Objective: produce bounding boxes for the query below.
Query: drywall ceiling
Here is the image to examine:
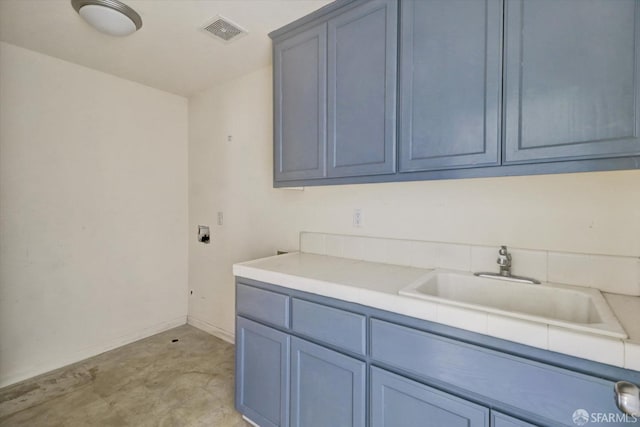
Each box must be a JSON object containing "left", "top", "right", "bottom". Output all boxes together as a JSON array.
[{"left": 0, "top": 0, "right": 331, "bottom": 97}]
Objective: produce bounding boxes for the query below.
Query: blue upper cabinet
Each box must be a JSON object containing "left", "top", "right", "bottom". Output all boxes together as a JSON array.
[
  {"left": 327, "top": 0, "right": 397, "bottom": 177},
  {"left": 503, "top": 0, "right": 640, "bottom": 164},
  {"left": 272, "top": 0, "right": 397, "bottom": 185},
  {"left": 274, "top": 23, "right": 327, "bottom": 181},
  {"left": 399, "top": 0, "right": 503, "bottom": 172},
  {"left": 271, "top": 0, "right": 640, "bottom": 186}
]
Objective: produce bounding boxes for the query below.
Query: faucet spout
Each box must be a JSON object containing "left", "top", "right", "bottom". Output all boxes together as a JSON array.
[
  {"left": 473, "top": 245, "right": 541, "bottom": 284},
  {"left": 497, "top": 245, "right": 512, "bottom": 276}
]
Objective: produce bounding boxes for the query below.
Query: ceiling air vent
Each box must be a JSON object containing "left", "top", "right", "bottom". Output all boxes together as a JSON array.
[{"left": 201, "top": 16, "right": 248, "bottom": 43}]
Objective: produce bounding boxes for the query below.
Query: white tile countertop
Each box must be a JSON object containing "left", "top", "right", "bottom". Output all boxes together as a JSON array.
[{"left": 233, "top": 251, "right": 640, "bottom": 371}]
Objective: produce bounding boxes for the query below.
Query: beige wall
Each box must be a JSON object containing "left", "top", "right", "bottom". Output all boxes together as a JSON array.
[
  {"left": 0, "top": 42, "right": 189, "bottom": 386},
  {"left": 188, "top": 65, "right": 640, "bottom": 338}
]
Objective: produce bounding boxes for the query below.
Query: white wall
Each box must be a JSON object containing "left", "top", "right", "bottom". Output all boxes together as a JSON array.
[
  {"left": 188, "top": 67, "right": 296, "bottom": 340},
  {"left": 188, "top": 65, "right": 640, "bottom": 338},
  {"left": 0, "top": 42, "right": 189, "bottom": 387}
]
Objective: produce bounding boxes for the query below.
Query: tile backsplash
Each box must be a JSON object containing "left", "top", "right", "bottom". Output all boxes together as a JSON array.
[{"left": 300, "top": 232, "right": 640, "bottom": 296}]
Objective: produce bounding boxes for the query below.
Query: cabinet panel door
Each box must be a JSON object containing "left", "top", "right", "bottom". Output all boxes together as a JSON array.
[
  {"left": 504, "top": 0, "right": 640, "bottom": 163},
  {"left": 274, "top": 24, "right": 327, "bottom": 181},
  {"left": 491, "top": 411, "right": 539, "bottom": 427},
  {"left": 370, "top": 319, "right": 624, "bottom": 426},
  {"left": 327, "top": 0, "right": 397, "bottom": 177},
  {"left": 290, "top": 337, "right": 365, "bottom": 427},
  {"left": 371, "top": 367, "right": 489, "bottom": 427},
  {"left": 399, "top": 0, "right": 503, "bottom": 172},
  {"left": 236, "top": 317, "right": 290, "bottom": 427}
]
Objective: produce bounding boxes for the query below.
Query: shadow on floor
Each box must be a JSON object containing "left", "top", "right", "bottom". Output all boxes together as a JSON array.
[{"left": 0, "top": 325, "right": 249, "bottom": 427}]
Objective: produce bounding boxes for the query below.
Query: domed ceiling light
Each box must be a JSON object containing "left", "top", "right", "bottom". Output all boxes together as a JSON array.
[{"left": 71, "top": 0, "right": 142, "bottom": 37}]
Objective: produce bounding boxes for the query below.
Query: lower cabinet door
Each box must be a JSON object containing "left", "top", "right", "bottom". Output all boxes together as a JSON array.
[
  {"left": 290, "top": 337, "right": 366, "bottom": 427},
  {"left": 371, "top": 367, "right": 489, "bottom": 427},
  {"left": 236, "top": 317, "right": 290, "bottom": 427},
  {"left": 491, "top": 411, "right": 539, "bottom": 427}
]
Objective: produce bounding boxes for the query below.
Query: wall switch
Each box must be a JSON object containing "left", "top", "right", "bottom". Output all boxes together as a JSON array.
[
  {"left": 227, "top": 135, "right": 233, "bottom": 142},
  {"left": 197, "top": 225, "right": 210, "bottom": 244},
  {"left": 353, "top": 208, "right": 363, "bottom": 227},
  {"left": 217, "top": 212, "right": 224, "bottom": 226}
]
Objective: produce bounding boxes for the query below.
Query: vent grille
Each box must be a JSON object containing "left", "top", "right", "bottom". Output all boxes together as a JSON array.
[{"left": 202, "top": 16, "right": 247, "bottom": 43}]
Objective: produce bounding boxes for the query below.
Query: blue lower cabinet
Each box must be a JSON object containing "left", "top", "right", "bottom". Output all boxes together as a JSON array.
[
  {"left": 290, "top": 337, "right": 366, "bottom": 427},
  {"left": 236, "top": 317, "right": 290, "bottom": 427},
  {"left": 371, "top": 367, "right": 490, "bottom": 427},
  {"left": 235, "top": 279, "right": 640, "bottom": 427},
  {"left": 492, "top": 411, "right": 539, "bottom": 427}
]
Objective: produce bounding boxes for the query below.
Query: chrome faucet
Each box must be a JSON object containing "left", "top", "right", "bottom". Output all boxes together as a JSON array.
[
  {"left": 497, "top": 245, "right": 512, "bottom": 276},
  {"left": 474, "top": 245, "right": 540, "bottom": 284}
]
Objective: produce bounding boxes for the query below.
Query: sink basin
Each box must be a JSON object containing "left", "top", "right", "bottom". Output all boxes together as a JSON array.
[{"left": 399, "top": 270, "right": 627, "bottom": 338}]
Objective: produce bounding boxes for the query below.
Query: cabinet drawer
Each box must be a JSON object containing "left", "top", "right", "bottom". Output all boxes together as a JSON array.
[
  {"left": 292, "top": 298, "right": 366, "bottom": 355},
  {"left": 237, "top": 283, "right": 290, "bottom": 328},
  {"left": 370, "top": 319, "right": 621, "bottom": 426}
]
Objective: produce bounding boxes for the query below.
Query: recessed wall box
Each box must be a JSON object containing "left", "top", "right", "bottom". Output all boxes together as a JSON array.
[{"left": 197, "top": 225, "right": 210, "bottom": 244}]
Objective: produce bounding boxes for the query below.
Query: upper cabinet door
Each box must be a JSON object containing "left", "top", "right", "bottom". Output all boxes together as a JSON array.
[
  {"left": 327, "top": 0, "right": 398, "bottom": 178},
  {"left": 399, "top": 0, "right": 503, "bottom": 172},
  {"left": 504, "top": 0, "right": 640, "bottom": 164},
  {"left": 274, "top": 24, "right": 327, "bottom": 181}
]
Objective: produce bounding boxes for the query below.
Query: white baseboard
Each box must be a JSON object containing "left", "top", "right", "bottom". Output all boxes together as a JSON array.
[
  {"left": 0, "top": 315, "right": 187, "bottom": 389},
  {"left": 187, "top": 315, "right": 235, "bottom": 344}
]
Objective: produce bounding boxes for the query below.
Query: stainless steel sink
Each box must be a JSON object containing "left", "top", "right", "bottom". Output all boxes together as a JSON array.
[{"left": 399, "top": 269, "right": 627, "bottom": 338}]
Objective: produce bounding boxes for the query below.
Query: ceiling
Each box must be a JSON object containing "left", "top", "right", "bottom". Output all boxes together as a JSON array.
[{"left": 0, "top": 0, "right": 331, "bottom": 97}]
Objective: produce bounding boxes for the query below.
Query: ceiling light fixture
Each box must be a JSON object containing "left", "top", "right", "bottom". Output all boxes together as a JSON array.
[{"left": 71, "top": 0, "right": 142, "bottom": 37}]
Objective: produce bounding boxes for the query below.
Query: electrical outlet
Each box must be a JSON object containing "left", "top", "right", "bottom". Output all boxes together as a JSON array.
[
  {"left": 217, "top": 211, "right": 224, "bottom": 226},
  {"left": 353, "top": 208, "right": 363, "bottom": 227}
]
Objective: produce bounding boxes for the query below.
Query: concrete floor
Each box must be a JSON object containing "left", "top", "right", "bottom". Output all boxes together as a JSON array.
[{"left": 0, "top": 325, "right": 248, "bottom": 427}]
